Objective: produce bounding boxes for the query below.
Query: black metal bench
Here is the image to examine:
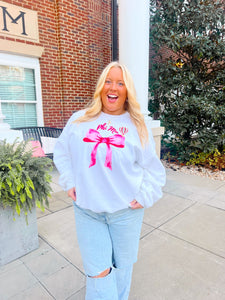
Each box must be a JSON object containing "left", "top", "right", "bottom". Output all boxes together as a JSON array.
[{"left": 12, "top": 127, "right": 63, "bottom": 159}]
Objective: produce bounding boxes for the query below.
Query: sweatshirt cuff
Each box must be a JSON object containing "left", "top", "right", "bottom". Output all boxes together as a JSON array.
[
  {"left": 58, "top": 172, "right": 75, "bottom": 191},
  {"left": 135, "top": 184, "right": 154, "bottom": 208},
  {"left": 134, "top": 170, "right": 163, "bottom": 208}
]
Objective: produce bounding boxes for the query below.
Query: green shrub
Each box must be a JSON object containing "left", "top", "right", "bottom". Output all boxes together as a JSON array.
[
  {"left": 149, "top": 0, "right": 225, "bottom": 161},
  {"left": 187, "top": 149, "right": 225, "bottom": 170},
  {"left": 0, "top": 139, "right": 52, "bottom": 221}
]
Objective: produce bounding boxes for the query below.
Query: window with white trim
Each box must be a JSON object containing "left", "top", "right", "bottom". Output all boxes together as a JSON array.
[{"left": 0, "top": 53, "right": 44, "bottom": 128}]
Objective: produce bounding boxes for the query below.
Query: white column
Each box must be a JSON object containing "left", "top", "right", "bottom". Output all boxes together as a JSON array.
[
  {"left": 118, "top": 0, "right": 164, "bottom": 156},
  {"left": 118, "top": 0, "right": 150, "bottom": 118}
]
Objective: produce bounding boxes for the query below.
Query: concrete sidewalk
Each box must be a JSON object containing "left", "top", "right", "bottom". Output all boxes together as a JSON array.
[{"left": 0, "top": 167, "right": 225, "bottom": 300}]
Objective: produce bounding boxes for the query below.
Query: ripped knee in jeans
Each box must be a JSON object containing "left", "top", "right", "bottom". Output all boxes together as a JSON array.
[{"left": 88, "top": 267, "right": 112, "bottom": 278}]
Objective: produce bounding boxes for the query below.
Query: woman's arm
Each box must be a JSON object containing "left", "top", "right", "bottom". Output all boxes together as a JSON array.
[
  {"left": 134, "top": 129, "right": 166, "bottom": 208},
  {"left": 53, "top": 115, "right": 76, "bottom": 191}
]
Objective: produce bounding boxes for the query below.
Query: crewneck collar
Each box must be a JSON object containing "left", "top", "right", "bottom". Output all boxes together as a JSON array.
[{"left": 100, "top": 111, "right": 129, "bottom": 118}]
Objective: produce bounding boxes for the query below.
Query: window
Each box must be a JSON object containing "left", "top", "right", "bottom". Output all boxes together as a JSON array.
[{"left": 0, "top": 54, "right": 43, "bottom": 128}]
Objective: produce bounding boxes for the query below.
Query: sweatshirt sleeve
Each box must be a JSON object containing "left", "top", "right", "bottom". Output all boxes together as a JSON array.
[
  {"left": 53, "top": 112, "right": 80, "bottom": 191},
  {"left": 134, "top": 129, "right": 166, "bottom": 208}
]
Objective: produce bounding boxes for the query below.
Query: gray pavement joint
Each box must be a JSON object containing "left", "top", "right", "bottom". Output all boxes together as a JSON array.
[
  {"left": 23, "top": 261, "right": 56, "bottom": 300},
  {"left": 38, "top": 235, "right": 85, "bottom": 277},
  {"left": 157, "top": 228, "right": 225, "bottom": 261}
]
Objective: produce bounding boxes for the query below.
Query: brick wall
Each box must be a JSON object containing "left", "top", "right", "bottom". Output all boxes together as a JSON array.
[
  {"left": 56, "top": 0, "right": 112, "bottom": 124},
  {"left": 0, "top": 0, "right": 112, "bottom": 127}
]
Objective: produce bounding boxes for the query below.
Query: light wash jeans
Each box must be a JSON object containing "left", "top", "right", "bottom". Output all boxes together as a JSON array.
[{"left": 73, "top": 202, "right": 144, "bottom": 300}]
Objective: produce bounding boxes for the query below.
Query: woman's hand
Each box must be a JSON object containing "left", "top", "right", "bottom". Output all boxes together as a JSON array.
[
  {"left": 68, "top": 187, "right": 76, "bottom": 201},
  {"left": 129, "top": 200, "right": 143, "bottom": 209}
]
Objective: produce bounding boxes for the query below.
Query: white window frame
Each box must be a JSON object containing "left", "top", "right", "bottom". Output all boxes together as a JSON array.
[{"left": 0, "top": 53, "right": 44, "bottom": 127}]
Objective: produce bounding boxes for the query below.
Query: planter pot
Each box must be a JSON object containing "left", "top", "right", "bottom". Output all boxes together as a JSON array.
[{"left": 0, "top": 205, "right": 39, "bottom": 266}]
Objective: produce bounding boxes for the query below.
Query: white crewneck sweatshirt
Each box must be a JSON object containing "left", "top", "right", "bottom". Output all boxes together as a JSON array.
[{"left": 53, "top": 110, "right": 166, "bottom": 213}]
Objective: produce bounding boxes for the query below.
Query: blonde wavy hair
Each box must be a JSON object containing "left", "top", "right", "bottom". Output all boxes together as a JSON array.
[{"left": 74, "top": 61, "right": 148, "bottom": 146}]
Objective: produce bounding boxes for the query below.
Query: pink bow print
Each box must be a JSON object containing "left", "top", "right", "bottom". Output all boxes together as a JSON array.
[{"left": 83, "top": 129, "right": 125, "bottom": 170}]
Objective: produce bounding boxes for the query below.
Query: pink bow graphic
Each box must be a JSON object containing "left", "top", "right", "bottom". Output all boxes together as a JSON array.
[{"left": 83, "top": 129, "right": 125, "bottom": 170}]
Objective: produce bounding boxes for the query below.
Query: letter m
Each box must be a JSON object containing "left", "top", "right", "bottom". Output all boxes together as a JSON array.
[{"left": 1, "top": 6, "right": 27, "bottom": 36}]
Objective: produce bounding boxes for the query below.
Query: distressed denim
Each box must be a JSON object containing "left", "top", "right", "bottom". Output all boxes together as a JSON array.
[{"left": 73, "top": 202, "right": 144, "bottom": 300}]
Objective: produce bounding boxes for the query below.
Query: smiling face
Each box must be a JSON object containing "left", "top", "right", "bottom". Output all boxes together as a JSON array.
[{"left": 100, "top": 67, "right": 127, "bottom": 115}]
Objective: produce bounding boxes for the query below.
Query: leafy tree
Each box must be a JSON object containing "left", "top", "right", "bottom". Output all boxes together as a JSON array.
[{"left": 149, "top": 0, "right": 225, "bottom": 162}]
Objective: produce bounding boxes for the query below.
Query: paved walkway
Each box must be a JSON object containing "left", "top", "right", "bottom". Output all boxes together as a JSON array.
[{"left": 0, "top": 167, "right": 225, "bottom": 300}]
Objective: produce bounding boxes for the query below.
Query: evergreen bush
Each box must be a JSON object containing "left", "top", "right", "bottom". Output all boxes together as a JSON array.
[
  {"left": 0, "top": 139, "right": 52, "bottom": 221},
  {"left": 149, "top": 0, "right": 225, "bottom": 163}
]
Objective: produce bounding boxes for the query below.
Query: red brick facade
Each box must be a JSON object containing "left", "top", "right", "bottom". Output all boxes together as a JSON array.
[{"left": 0, "top": 0, "right": 112, "bottom": 127}]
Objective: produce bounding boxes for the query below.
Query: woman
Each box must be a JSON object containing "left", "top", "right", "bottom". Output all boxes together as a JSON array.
[{"left": 53, "top": 61, "right": 166, "bottom": 300}]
